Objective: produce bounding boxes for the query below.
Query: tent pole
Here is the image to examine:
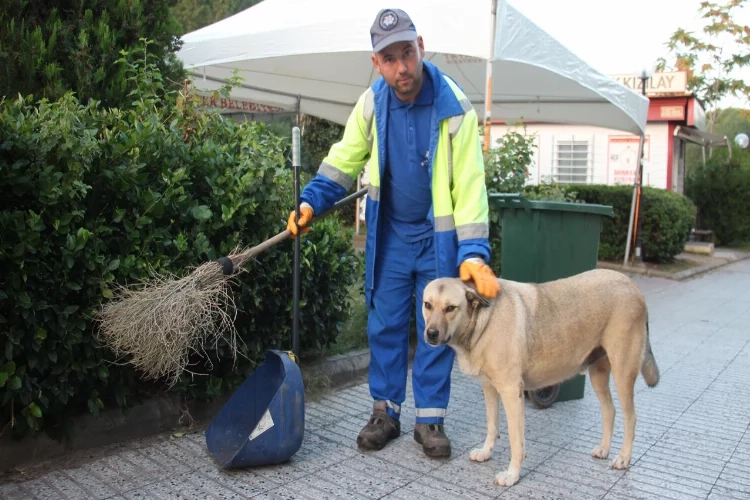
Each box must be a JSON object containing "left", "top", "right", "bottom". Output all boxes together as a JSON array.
[
  {"left": 623, "top": 132, "right": 645, "bottom": 266},
  {"left": 483, "top": 0, "right": 498, "bottom": 153}
]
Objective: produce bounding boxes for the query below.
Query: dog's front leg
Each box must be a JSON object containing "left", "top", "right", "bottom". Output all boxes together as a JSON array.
[
  {"left": 494, "top": 386, "right": 525, "bottom": 487},
  {"left": 469, "top": 382, "right": 499, "bottom": 462}
]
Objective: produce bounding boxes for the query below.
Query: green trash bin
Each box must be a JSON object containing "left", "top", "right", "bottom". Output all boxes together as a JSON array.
[{"left": 488, "top": 192, "right": 615, "bottom": 409}]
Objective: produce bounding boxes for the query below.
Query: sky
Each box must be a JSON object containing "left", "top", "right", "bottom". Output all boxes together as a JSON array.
[{"left": 511, "top": 0, "right": 750, "bottom": 109}]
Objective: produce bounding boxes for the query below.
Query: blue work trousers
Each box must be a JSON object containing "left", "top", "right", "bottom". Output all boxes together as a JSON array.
[{"left": 367, "top": 226, "right": 455, "bottom": 424}]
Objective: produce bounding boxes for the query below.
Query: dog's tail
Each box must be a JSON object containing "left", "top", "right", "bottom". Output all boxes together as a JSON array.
[{"left": 640, "top": 312, "right": 660, "bottom": 387}]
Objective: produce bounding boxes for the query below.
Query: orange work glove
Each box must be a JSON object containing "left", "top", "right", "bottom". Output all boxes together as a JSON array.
[
  {"left": 287, "top": 205, "right": 314, "bottom": 237},
  {"left": 459, "top": 258, "right": 500, "bottom": 298}
]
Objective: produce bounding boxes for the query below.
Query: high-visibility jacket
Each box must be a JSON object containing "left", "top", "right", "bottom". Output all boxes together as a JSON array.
[{"left": 300, "top": 60, "right": 491, "bottom": 307}]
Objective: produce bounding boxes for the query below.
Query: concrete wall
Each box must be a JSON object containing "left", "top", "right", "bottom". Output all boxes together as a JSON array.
[{"left": 489, "top": 122, "right": 671, "bottom": 190}]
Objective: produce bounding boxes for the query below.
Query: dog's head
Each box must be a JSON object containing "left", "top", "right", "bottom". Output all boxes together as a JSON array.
[{"left": 422, "top": 277, "right": 493, "bottom": 347}]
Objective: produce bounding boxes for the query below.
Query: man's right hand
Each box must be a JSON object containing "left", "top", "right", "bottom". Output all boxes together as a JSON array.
[{"left": 287, "top": 205, "right": 314, "bottom": 237}]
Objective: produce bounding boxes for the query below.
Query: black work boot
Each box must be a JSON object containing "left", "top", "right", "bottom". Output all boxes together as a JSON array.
[
  {"left": 356, "top": 401, "right": 400, "bottom": 451},
  {"left": 414, "top": 423, "right": 451, "bottom": 458}
]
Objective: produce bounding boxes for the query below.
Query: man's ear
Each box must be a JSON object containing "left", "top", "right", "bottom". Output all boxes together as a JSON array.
[
  {"left": 465, "top": 283, "right": 492, "bottom": 310},
  {"left": 371, "top": 53, "right": 382, "bottom": 75}
]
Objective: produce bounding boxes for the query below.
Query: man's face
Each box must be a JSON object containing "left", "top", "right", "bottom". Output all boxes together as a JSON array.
[{"left": 371, "top": 37, "right": 425, "bottom": 102}]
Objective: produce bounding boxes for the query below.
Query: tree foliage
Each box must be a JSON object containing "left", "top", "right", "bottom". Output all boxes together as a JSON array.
[
  {"left": 171, "top": 0, "right": 263, "bottom": 34},
  {"left": 0, "top": 0, "right": 186, "bottom": 109},
  {"left": 686, "top": 147, "right": 750, "bottom": 245},
  {"left": 657, "top": 0, "right": 750, "bottom": 130},
  {"left": 685, "top": 106, "right": 750, "bottom": 173}
]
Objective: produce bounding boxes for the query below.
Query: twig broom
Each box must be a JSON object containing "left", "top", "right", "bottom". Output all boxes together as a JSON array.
[{"left": 95, "top": 132, "right": 367, "bottom": 387}]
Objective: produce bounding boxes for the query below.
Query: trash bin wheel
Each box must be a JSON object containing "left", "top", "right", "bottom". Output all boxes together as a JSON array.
[{"left": 527, "top": 384, "right": 560, "bottom": 409}]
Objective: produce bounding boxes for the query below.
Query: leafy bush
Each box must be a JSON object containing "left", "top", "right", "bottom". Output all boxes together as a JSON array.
[
  {"left": 686, "top": 149, "right": 750, "bottom": 246},
  {"left": 522, "top": 180, "right": 581, "bottom": 203},
  {"left": 297, "top": 114, "right": 358, "bottom": 227},
  {"left": 570, "top": 184, "right": 696, "bottom": 263},
  {"left": 0, "top": 46, "right": 362, "bottom": 439},
  {"left": 483, "top": 126, "right": 536, "bottom": 196},
  {"left": 483, "top": 126, "right": 537, "bottom": 271}
]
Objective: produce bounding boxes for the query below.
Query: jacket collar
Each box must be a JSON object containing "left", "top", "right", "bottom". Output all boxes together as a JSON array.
[{"left": 371, "top": 60, "right": 466, "bottom": 121}]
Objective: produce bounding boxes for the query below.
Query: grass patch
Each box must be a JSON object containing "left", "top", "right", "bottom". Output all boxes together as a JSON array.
[{"left": 644, "top": 258, "right": 701, "bottom": 273}]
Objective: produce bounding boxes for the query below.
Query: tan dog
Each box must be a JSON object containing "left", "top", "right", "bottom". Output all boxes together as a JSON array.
[{"left": 422, "top": 268, "right": 660, "bottom": 487}]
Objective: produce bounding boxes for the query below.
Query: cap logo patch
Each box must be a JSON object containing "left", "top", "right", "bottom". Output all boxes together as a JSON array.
[{"left": 379, "top": 10, "right": 398, "bottom": 30}]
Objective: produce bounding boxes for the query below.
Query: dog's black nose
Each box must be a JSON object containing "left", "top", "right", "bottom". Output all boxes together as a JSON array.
[{"left": 426, "top": 328, "right": 439, "bottom": 342}]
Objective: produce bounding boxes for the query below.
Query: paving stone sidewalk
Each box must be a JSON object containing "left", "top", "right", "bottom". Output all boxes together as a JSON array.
[{"left": 2, "top": 261, "right": 749, "bottom": 499}]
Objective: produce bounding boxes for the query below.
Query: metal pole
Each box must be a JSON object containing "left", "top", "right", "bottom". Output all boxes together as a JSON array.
[
  {"left": 291, "top": 126, "right": 301, "bottom": 361},
  {"left": 633, "top": 76, "right": 648, "bottom": 262},
  {"left": 623, "top": 73, "right": 650, "bottom": 266},
  {"left": 623, "top": 134, "right": 644, "bottom": 266},
  {"left": 483, "top": 0, "right": 498, "bottom": 153}
]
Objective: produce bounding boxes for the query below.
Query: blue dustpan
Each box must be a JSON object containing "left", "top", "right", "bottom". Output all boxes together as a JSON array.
[{"left": 205, "top": 349, "right": 305, "bottom": 468}]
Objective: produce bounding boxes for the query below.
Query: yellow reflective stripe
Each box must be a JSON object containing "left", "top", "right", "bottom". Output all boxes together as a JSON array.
[
  {"left": 319, "top": 162, "right": 354, "bottom": 190},
  {"left": 434, "top": 215, "right": 455, "bottom": 232},
  {"left": 445, "top": 80, "right": 490, "bottom": 229},
  {"left": 368, "top": 184, "right": 380, "bottom": 201},
  {"left": 363, "top": 88, "right": 375, "bottom": 153},
  {"left": 446, "top": 110, "right": 467, "bottom": 190},
  {"left": 459, "top": 97, "right": 473, "bottom": 112},
  {"left": 318, "top": 89, "right": 371, "bottom": 181},
  {"left": 456, "top": 222, "right": 489, "bottom": 240},
  {"left": 452, "top": 98, "right": 472, "bottom": 131},
  {"left": 441, "top": 77, "right": 472, "bottom": 192}
]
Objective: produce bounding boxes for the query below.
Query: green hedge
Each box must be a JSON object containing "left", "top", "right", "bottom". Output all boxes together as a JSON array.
[
  {"left": 488, "top": 183, "right": 696, "bottom": 269},
  {"left": 570, "top": 184, "right": 696, "bottom": 263},
  {"left": 686, "top": 150, "right": 750, "bottom": 246},
  {"left": 0, "top": 50, "right": 362, "bottom": 439}
]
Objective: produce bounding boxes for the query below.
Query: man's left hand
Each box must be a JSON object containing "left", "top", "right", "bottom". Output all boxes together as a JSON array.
[{"left": 459, "top": 258, "right": 500, "bottom": 298}]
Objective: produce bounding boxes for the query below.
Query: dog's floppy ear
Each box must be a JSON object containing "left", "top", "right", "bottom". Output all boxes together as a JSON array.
[{"left": 464, "top": 283, "right": 492, "bottom": 310}]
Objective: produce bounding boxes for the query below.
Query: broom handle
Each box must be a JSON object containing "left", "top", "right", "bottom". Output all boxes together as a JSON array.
[{"left": 238, "top": 185, "right": 368, "bottom": 260}]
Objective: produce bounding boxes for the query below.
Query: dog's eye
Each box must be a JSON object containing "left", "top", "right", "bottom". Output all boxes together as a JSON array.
[
  {"left": 424, "top": 302, "right": 432, "bottom": 310},
  {"left": 445, "top": 305, "right": 456, "bottom": 313}
]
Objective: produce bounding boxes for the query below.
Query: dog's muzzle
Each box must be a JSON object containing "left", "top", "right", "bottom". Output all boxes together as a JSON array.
[{"left": 426, "top": 327, "right": 440, "bottom": 345}]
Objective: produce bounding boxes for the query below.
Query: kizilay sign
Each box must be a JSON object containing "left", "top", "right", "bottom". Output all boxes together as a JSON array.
[{"left": 611, "top": 71, "right": 688, "bottom": 96}]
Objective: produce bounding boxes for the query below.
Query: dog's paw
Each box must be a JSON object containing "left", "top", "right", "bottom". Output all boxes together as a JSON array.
[
  {"left": 469, "top": 447, "right": 492, "bottom": 462},
  {"left": 493, "top": 470, "right": 520, "bottom": 487},
  {"left": 591, "top": 445, "right": 610, "bottom": 459},
  {"left": 611, "top": 454, "right": 631, "bottom": 469}
]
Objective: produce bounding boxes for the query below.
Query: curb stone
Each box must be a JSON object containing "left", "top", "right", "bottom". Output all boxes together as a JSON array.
[
  {"left": 0, "top": 389, "right": 230, "bottom": 474},
  {"left": 1, "top": 343, "right": 415, "bottom": 474},
  {"left": 597, "top": 249, "right": 750, "bottom": 281},
  {"left": 300, "top": 343, "right": 417, "bottom": 387}
]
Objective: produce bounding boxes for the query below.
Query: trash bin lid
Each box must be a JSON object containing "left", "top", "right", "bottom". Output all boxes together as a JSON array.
[{"left": 488, "top": 193, "right": 614, "bottom": 218}]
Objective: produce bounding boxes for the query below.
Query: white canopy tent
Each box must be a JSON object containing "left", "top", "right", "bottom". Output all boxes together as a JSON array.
[
  {"left": 177, "top": 0, "right": 649, "bottom": 136},
  {"left": 177, "top": 0, "right": 651, "bottom": 265}
]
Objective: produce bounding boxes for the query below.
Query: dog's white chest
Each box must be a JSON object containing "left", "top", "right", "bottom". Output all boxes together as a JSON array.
[{"left": 455, "top": 349, "right": 485, "bottom": 380}]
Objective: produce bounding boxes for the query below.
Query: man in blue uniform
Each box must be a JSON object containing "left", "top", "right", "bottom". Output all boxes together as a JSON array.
[{"left": 287, "top": 8, "right": 499, "bottom": 458}]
